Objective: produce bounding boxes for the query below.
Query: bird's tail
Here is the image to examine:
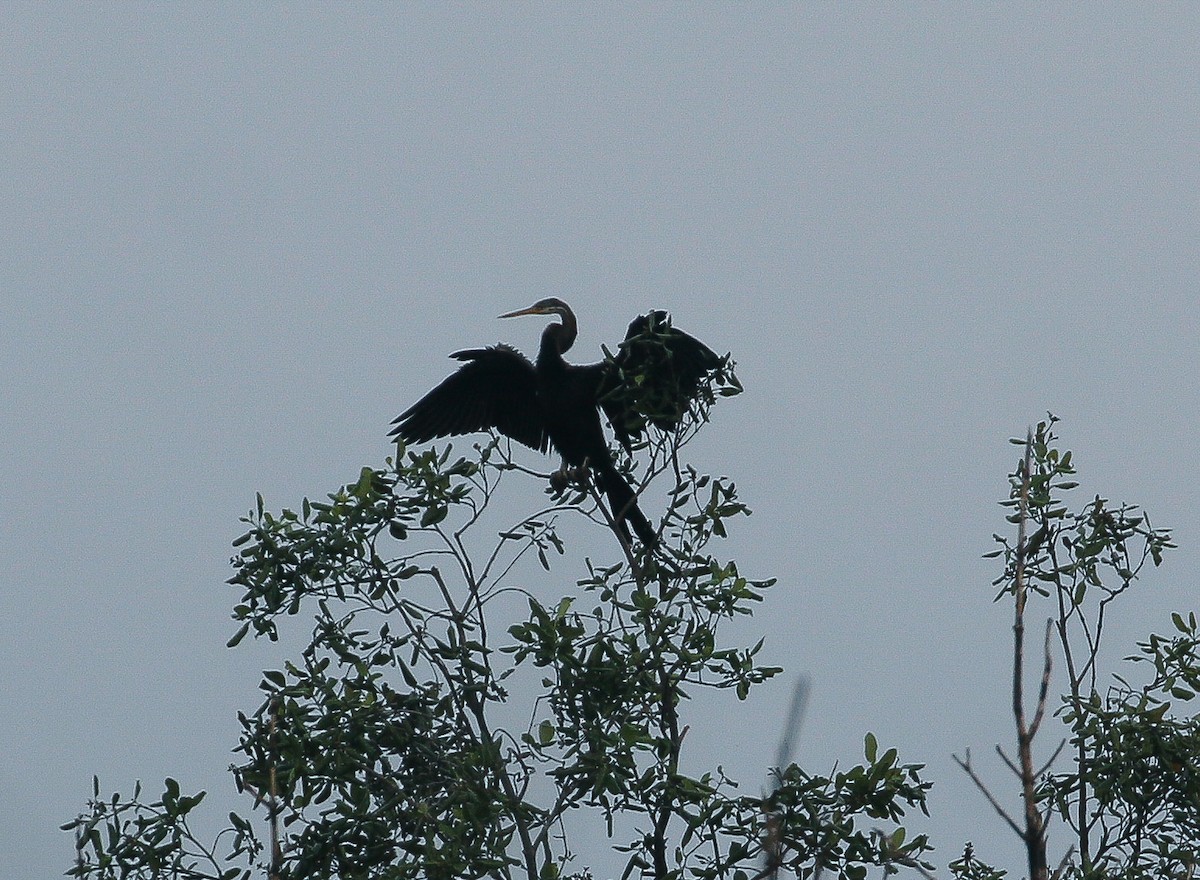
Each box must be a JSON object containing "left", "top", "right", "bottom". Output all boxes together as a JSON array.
[{"left": 597, "top": 464, "right": 658, "bottom": 548}]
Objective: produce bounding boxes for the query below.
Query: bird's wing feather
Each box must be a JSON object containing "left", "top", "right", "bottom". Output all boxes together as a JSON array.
[
  {"left": 390, "top": 344, "right": 548, "bottom": 452},
  {"left": 598, "top": 311, "right": 724, "bottom": 450},
  {"left": 590, "top": 362, "right": 634, "bottom": 453}
]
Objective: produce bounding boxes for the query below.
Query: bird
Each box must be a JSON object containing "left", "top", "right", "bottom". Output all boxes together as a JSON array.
[{"left": 389, "top": 298, "right": 723, "bottom": 549}]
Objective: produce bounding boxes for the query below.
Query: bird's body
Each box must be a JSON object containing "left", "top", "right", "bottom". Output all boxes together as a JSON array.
[
  {"left": 530, "top": 320, "right": 607, "bottom": 468},
  {"left": 390, "top": 298, "right": 722, "bottom": 549}
]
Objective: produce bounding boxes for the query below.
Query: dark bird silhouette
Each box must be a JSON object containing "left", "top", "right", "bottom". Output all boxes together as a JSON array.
[{"left": 390, "top": 298, "right": 722, "bottom": 548}]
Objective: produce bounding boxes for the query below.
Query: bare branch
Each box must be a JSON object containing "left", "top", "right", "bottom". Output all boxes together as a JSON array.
[
  {"left": 1029, "top": 617, "right": 1055, "bottom": 738},
  {"left": 953, "top": 750, "right": 1023, "bottom": 838},
  {"left": 1035, "top": 738, "right": 1068, "bottom": 779},
  {"left": 1051, "top": 844, "right": 1077, "bottom": 880},
  {"left": 995, "top": 744, "right": 1020, "bottom": 778},
  {"left": 1013, "top": 430, "right": 1049, "bottom": 880},
  {"left": 773, "top": 676, "right": 811, "bottom": 771},
  {"left": 758, "top": 678, "right": 809, "bottom": 880}
]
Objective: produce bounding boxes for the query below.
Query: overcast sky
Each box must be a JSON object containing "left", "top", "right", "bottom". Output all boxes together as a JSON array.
[{"left": 3, "top": 6, "right": 1198, "bottom": 878}]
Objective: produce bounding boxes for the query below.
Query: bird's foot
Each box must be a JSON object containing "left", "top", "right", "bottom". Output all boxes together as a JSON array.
[
  {"left": 549, "top": 468, "right": 571, "bottom": 495},
  {"left": 548, "top": 465, "right": 590, "bottom": 497}
]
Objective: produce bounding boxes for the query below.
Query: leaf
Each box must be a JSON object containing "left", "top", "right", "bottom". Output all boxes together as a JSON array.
[
  {"left": 865, "top": 731, "right": 878, "bottom": 763},
  {"left": 420, "top": 505, "right": 448, "bottom": 528},
  {"left": 262, "top": 669, "right": 286, "bottom": 688},
  {"left": 226, "top": 623, "right": 250, "bottom": 649}
]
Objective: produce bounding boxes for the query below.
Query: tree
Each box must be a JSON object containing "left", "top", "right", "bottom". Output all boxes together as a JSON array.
[
  {"left": 954, "top": 415, "right": 1197, "bottom": 880},
  {"left": 65, "top": 354, "right": 934, "bottom": 880}
]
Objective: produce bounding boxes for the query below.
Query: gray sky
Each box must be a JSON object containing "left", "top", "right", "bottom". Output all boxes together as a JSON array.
[{"left": 3, "top": 6, "right": 1198, "bottom": 877}]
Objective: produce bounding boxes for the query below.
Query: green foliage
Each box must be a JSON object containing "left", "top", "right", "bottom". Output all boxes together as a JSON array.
[
  {"left": 72, "top": 382, "right": 1200, "bottom": 880},
  {"left": 68, "top": 367, "right": 932, "bottom": 880},
  {"left": 63, "top": 776, "right": 259, "bottom": 880},
  {"left": 947, "top": 844, "right": 1007, "bottom": 880},
  {"left": 751, "top": 736, "right": 932, "bottom": 880},
  {"left": 987, "top": 416, "right": 1173, "bottom": 618},
  {"left": 1044, "top": 614, "right": 1200, "bottom": 879},
  {"left": 978, "top": 415, "right": 1198, "bottom": 879}
]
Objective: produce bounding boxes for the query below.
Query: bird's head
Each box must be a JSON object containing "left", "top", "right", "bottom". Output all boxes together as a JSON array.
[{"left": 498, "top": 297, "right": 573, "bottom": 321}]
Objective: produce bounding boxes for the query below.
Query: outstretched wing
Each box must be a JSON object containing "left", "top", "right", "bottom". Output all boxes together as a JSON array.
[
  {"left": 598, "top": 310, "right": 725, "bottom": 451},
  {"left": 390, "top": 344, "right": 549, "bottom": 452}
]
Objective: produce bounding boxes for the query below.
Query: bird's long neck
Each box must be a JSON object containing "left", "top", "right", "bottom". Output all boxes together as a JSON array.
[{"left": 540, "top": 307, "right": 578, "bottom": 362}]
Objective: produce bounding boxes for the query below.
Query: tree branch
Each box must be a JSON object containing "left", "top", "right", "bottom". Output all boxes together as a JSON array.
[
  {"left": 952, "top": 749, "right": 1022, "bottom": 838},
  {"left": 1012, "top": 429, "right": 1048, "bottom": 880}
]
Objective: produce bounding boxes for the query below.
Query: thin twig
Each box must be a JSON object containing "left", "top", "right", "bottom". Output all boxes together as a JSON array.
[
  {"left": 74, "top": 823, "right": 86, "bottom": 876},
  {"left": 1051, "top": 844, "right": 1077, "bottom": 880},
  {"left": 995, "top": 744, "right": 1020, "bottom": 778},
  {"left": 1035, "top": 737, "right": 1069, "bottom": 779},
  {"left": 773, "top": 676, "right": 811, "bottom": 772},
  {"left": 952, "top": 750, "right": 1023, "bottom": 837},
  {"left": 1012, "top": 429, "right": 1048, "bottom": 880},
  {"left": 759, "top": 677, "right": 810, "bottom": 880},
  {"left": 1028, "top": 617, "right": 1054, "bottom": 738}
]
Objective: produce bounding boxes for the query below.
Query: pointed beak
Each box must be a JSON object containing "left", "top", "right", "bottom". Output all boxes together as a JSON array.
[{"left": 498, "top": 305, "right": 543, "bottom": 319}]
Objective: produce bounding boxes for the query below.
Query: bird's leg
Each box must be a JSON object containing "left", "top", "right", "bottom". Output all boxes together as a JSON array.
[
  {"left": 569, "top": 458, "right": 591, "bottom": 489},
  {"left": 548, "top": 459, "right": 592, "bottom": 497}
]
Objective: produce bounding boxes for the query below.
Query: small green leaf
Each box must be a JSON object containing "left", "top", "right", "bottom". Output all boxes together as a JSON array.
[
  {"left": 262, "top": 669, "right": 286, "bottom": 688},
  {"left": 226, "top": 623, "right": 250, "bottom": 649},
  {"left": 865, "top": 731, "right": 878, "bottom": 763},
  {"left": 420, "top": 505, "right": 448, "bottom": 527}
]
